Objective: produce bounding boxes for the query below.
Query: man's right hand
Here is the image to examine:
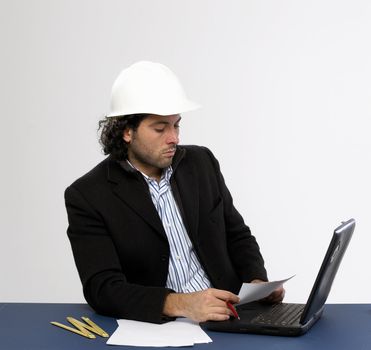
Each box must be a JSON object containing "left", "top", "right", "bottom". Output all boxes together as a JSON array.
[{"left": 163, "top": 288, "right": 240, "bottom": 322}]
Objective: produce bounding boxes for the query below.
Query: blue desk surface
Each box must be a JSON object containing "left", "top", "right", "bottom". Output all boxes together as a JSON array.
[{"left": 0, "top": 303, "right": 370, "bottom": 350}]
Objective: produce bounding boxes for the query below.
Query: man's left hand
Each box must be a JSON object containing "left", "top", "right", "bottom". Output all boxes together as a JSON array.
[{"left": 250, "top": 279, "right": 285, "bottom": 303}]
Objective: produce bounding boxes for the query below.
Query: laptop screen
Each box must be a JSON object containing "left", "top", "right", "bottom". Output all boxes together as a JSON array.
[{"left": 300, "top": 219, "right": 355, "bottom": 324}]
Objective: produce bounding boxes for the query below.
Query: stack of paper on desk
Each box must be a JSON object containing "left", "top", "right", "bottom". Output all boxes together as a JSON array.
[{"left": 107, "top": 317, "right": 212, "bottom": 347}]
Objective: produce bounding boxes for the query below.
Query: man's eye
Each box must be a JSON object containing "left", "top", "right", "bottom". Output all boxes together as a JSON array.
[{"left": 155, "top": 128, "right": 165, "bottom": 133}]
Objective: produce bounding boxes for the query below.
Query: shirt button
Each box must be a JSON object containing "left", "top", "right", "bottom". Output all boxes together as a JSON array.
[{"left": 175, "top": 255, "right": 181, "bottom": 260}]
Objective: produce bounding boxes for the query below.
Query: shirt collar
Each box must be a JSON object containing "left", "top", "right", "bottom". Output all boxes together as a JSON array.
[{"left": 126, "top": 160, "right": 173, "bottom": 183}]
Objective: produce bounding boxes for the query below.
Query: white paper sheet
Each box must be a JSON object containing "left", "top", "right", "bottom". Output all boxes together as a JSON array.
[
  {"left": 237, "top": 275, "right": 295, "bottom": 305},
  {"left": 106, "top": 317, "right": 212, "bottom": 347}
]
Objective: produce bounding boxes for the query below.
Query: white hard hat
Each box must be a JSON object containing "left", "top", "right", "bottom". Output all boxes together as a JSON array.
[{"left": 107, "top": 61, "right": 201, "bottom": 117}]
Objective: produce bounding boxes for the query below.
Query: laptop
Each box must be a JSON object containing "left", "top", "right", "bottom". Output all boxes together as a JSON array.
[{"left": 202, "top": 218, "right": 355, "bottom": 336}]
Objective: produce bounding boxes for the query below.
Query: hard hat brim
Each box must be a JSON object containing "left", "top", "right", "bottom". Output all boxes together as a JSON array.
[{"left": 107, "top": 100, "right": 201, "bottom": 118}]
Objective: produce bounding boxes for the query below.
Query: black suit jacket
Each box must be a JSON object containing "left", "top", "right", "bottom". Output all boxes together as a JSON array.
[{"left": 65, "top": 145, "right": 267, "bottom": 323}]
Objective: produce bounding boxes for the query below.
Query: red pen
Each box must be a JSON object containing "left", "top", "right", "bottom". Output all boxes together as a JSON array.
[{"left": 226, "top": 301, "right": 240, "bottom": 320}]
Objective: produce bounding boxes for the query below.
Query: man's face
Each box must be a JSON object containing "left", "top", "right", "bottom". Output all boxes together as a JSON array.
[{"left": 123, "top": 114, "right": 181, "bottom": 178}]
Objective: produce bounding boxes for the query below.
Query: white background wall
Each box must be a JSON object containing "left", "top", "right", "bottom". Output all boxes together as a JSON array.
[{"left": 1, "top": 0, "right": 370, "bottom": 304}]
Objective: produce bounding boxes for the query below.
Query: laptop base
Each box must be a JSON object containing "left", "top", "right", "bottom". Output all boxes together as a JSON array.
[{"left": 202, "top": 302, "right": 323, "bottom": 336}]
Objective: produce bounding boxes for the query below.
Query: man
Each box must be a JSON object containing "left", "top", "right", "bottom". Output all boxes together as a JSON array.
[{"left": 65, "top": 61, "right": 284, "bottom": 324}]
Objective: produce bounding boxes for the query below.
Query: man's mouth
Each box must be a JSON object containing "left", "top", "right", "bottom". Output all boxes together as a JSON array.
[{"left": 163, "top": 147, "right": 176, "bottom": 156}]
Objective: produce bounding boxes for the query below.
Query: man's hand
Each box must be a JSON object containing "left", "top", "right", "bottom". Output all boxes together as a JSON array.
[
  {"left": 250, "top": 279, "right": 286, "bottom": 303},
  {"left": 163, "top": 288, "right": 240, "bottom": 322}
]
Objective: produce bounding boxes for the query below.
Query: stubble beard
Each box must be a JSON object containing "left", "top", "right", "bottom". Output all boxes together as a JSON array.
[{"left": 129, "top": 145, "right": 174, "bottom": 172}]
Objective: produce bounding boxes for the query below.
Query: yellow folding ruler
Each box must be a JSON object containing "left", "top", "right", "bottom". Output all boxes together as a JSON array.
[{"left": 51, "top": 316, "right": 109, "bottom": 339}]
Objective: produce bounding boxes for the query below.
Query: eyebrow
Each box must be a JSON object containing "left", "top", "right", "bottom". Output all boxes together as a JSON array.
[{"left": 149, "top": 117, "right": 182, "bottom": 127}]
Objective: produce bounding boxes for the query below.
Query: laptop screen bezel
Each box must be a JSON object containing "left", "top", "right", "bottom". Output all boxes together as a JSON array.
[{"left": 299, "top": 219, "right": 355, "bottom": 324}]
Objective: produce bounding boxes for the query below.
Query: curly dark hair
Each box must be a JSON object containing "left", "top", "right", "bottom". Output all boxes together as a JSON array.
[{"left": 98, "top": 114, "right": 149, "bottom": 160}]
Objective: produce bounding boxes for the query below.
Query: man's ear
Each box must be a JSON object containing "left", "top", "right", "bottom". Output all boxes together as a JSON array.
[{"left": 123, "top": 128, "right": 132, "bottom": 143}]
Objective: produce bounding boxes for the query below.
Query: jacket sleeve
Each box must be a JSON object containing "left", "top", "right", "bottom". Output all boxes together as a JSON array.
[
  {"left": 65, "top": 184, "right": 175, "bottom": 323},
  {"left": 204, "top": 147, "right": 268, "bottom": 283}
]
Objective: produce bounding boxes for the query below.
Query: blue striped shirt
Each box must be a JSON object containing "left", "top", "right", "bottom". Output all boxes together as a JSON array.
[{"left": 128, "top": 161, "right": 211, "bottom": 293}]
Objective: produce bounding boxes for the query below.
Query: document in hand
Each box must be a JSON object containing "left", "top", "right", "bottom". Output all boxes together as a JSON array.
[
  {"left": 237, "top": 275, "right": 295, "bottom": 305},
  {"left": 106, "top": 317, "right": 212, "bottom": 347}
]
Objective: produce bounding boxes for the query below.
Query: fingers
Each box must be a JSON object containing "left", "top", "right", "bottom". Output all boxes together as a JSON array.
[
  {"left": 204, "top": 305, "right": 234, "bottom": 321},
  {"left": 207, "top": 288, "right": 240, "bottom": 304},
  {"left": 197, "top": 289, "right": 239, "bottom": 321},
  {"left": 199, "top": 288, "right": 240, "bottom": 321},
  {"left": 250, "top": 280, "right": 286, "bottom": 304},
  {"left": 272, "top": 287, "right": 285, "bottom": 302},
  {"left": 262, "top": 286, "right": 285, "bottom": 303}
]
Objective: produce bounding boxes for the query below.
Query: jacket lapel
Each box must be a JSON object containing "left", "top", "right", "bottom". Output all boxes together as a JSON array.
[
  {"left": 106, "top": 158, "right": 167, "bottom": 239},
  {"left": 172, "top": 158, "right": 200, "bottom": 246}
]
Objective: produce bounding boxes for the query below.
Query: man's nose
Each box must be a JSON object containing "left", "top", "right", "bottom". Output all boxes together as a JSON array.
[{"left": 166, "top": 129, "right": 179, "bottom": 144}]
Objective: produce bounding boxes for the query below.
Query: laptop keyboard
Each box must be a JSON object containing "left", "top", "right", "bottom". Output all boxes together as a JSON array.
[{"left": 250, "top": 303, "right": 305, "bottom": 326}]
